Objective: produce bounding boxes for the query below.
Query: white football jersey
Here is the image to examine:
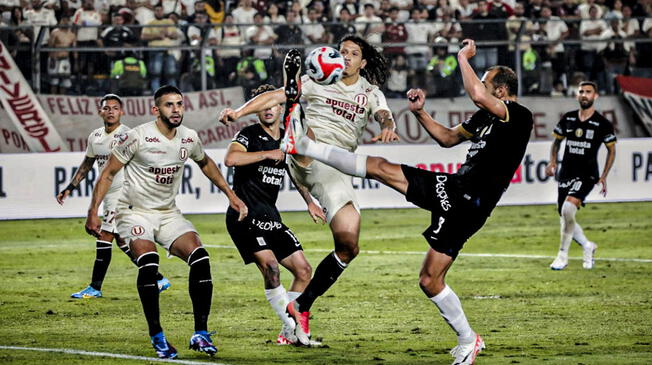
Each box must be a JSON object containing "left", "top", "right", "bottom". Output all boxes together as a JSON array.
[
  {"left": 112, "top": 121, "right": 205, "bottom": 211},
  {"left": 86, "top": 124, "right": 129, "bottom": 195},
  {"left": 301, "top": 75, "right": 390, "bottom": 152}
]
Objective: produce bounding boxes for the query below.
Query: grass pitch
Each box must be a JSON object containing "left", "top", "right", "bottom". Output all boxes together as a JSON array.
[{"left": 0, "top": 202, "right": 651, "bottom": 364}]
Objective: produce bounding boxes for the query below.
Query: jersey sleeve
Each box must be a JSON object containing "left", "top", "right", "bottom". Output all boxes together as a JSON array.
[
  {"left": 601, "top": 120, "right": 617, "bottom": 146},
  {"left": 85, "top": 133, "right": 95, "bottom": 158},
  {"left": 369, "top": 87, "right": 391, "bottom": 115},
  {"left": 189, "top": 131, "right": 206, "bottom": 162},
  {"left": 459, "top": 110, "right": 490, "bottom": 137},
  {"left": 552, "top": 118, "right": 566, "bottom": 140},
  {"left": 231, "top": 127, "right": 251, "bottom": 150},
  {"left": 112, "top": 130, "right": 139, "bottom": 164}
]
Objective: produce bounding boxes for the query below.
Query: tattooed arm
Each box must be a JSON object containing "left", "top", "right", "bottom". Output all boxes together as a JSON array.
[{"left": 371, "top": 109, "right": 400, "bottom": 143}]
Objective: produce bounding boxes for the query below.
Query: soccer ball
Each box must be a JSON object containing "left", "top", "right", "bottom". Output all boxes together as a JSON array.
[{"left": 305, "top": 46, "right": 345, "bottom": 85}]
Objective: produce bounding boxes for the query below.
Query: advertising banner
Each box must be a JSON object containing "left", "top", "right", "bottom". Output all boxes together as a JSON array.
[
  {"left": 617, "top": 75, "right": 652, "bottom": 135},
  {"left": 1, "top": 139, "right": 650, "bottom": 220}
]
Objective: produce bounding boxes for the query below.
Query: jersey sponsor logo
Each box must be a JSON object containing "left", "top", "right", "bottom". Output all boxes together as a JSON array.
[
  {"left": 325, "top": 98, "right": 365, "bottom": 122},
  {"left": 586, "top": 129, "right": 594, "bottom": 139},
  {"left": 181, "top": 137, "right": 194, "bottom": 143},
  {"left": 435, "top": 175, "right": 452, "bottom": 211},
  {"left": 131, "top": 225, "right": 145, "bottom": 236},
  {"left": 354, "top": 93, "right": 368, "bottom": 107},
  {"left": 94, "top": 132, "right": 102, "bottom": 137},
  {"left": 179, "top": 147, "right": 188, "bottom": 161},
  {"left": 574, "top": 128, "right": 583, "bottom": 138},
  {"left": 149, "top": 165, "right": 181, "bottom": 184},
  {"left": 145, "top": 136, "right": 160, "bottom": 143}
]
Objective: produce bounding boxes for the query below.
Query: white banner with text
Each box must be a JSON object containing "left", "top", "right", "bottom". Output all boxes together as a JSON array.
[{"left": 1, "top": 139, "right": 650, "bottom": 220}]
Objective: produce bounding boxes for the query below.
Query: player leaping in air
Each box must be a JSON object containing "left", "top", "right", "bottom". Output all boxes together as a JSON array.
[
  {"left": 280, "top": 39, "right": 534, "bottom": 364},
  {"left": 57, "top": 93, "right": 170, "bottom": 299},
  {"left": 219, "top": 35, "right": 399, "bottom": 346}
]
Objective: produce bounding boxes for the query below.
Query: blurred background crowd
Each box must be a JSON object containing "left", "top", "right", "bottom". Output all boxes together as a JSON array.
[{"left": 1, "top": 0, "right": 651, "bottom": 98}]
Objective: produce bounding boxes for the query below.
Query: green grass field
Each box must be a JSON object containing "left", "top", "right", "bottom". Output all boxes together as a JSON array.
[{"left": 1, "top": 202, "right": 651, "bottom": 364}]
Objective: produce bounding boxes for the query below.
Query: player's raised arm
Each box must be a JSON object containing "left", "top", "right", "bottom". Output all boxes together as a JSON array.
[
  {"left": 224, "top": 142, "right": 285, "bottom": 167},
  {"left": 406, "top": 88, "right": 468, "bottom": 148},
  {"left": 85, "top": 155, "right": 124, "bottom": 237},
  {"left": 219, "top": 88, "right": 286, "bottom": 125},
  {"left": 57, "top": 156, "right": 96, "bottom": 205},
  {"left": 195, "top": 155, "right": 248, "bottom": 221},
  {"left": 457, "top": 39, "right": 508, "bottom": 120}
]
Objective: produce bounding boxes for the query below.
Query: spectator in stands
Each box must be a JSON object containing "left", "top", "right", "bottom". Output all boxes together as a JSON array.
[
  {"left": 303, "top": 6, "right": 328, "bottom": 44},
  {"left": 405, "top": 7, "right": 432, "bottom": 88},
  {"left": 275, "top": 9, "right": 304, "bottom": 46},
  {"left": 433, "top": 8, "right": 462, "bottom": 47},
  {"left": 579, "top": 5, "right": 611, "bottom": 90},
  {"left": 24, "top": 0, "right": 57, "bottom": 85},
  {"left": 534, "top": 6, "right": 570, "bottom": 90},
  {"left": 246, "top": 11, "right": 277, "bottom": 71},
  {"left": 558, "top": 0, "right": 579, "bottom": 19},
  {"left": 333, "top": 0, "right": 360, "bottom": 21},
  {"left": 141, "top": 4, "right": 180, "bottom": 90},
  {"left": 48, "top": 15, "right": 75, "bottom": 94},
  {"left": 216, "top": 12, "right": 245, "bottom": 86},
  {"left": 620, "top": 5, "right": 639, "bottom": 55},
  {"left": 454, "top": 0, "right": 476, "bottom": 20},
  {"left": 205, "top": 0, "right": 224, "bottom": 24},
  {"left": 426, "top": 36, "right": 461, "bottom": 97},
  {"left": 385, "top": 53, "right": 409, "bottom": 98},
  {"left": 101, "top": 12, "right": 138, "bottom": 68},
  {"left": 236, "top": 49, "right": 267, "bottom": 96},
  {"left": 329, "top": 7, "right": 357, "bottom": 42},
  {"left": 603, "top": 13, "right": 629, "bottom": 94},
  {"left": 72, "top": 0, "right": 102, "bottom": 87},
  {"left": 505, "top": 2, "right": 535, "bottom": 67},
  {"left": 265, "top": 3, "right": 285, "bottom": 24},
  {"left": 110, "top": 50, "right": 148, "bottom": 96},
  {"left": 632, "top": 16, "right": 652, "bottom": 78},
  {"left": 6, "top": 6, "right": 32, "bottom": 81},
  {"left": 232, "top": 0, "right": 257, "bottom": 29},
  {"left": 186, "top": 0, "right": 206, "bottom": 23},
  {"left": 311, "top": 0, "right": 331, "bottom": 22},
  {"left": 389, "top": 0, "right": 412, "bottom": 21},
  {"left": 631, "top": 0, "right": 652, "bottom": 19},
  {"left": 382, "top": 6, "right": 407, "bottom": 60},
  {"left": 465, "top": 0, "right": 507, "bottom": 76},
  {"left": 355, "top": 3, "right": 384, "bottom": 44},
  {"left": 579, "top": 0, "right": 604, "bottom": 19}
]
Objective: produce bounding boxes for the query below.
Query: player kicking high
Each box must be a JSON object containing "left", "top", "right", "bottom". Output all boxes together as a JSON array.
[
  {"left": 224, "top": 84, "right": 326, "bottom": 345},
  {"left": 219, "top": 35, "right": 399, "bottom": 346},
  {"left": 546, "top": 81, "right": 617, "bottom": 270},
  {"left": 282, "top": 39, "right": 534, "bottom": 364},
  {"left": 57, "top": 93, "right": 170, "bottom": 299},
  {"left": 85, "top": 85, "right": 248, "bottom": 359}
]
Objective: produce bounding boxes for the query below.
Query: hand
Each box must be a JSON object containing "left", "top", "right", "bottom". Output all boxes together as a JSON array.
[
  {"left": 265, "top": 149, "right": 285, "bottom": 164},
  {"left": 545, "top": 162, "right": 556, "bottom": 177},
  {"left": 230, "top": 195, "right": 249, "bottom": 221},
  {"left": 219, "top": 108, "right": 238, "bottom": 125},
  {"left": 56, "top": 190, "right": 71, "bottom": 205},
  {"left": 458, "top": 38, "right": 476, "bottom": 60},
  {"left": 598, "top": 177, "right": 607, "bottom": 197},
  {"left": 307, "top": 202, "right": 326, "bottom": 224},
  {"left": 406, "top": 88, "right": 425, "bottom": 112},
  {"left": 85, "top": 212, "right": 102, "bottom": 238},
  {"left": 371, "top": 127, "right": 400, "bottom": 143}
]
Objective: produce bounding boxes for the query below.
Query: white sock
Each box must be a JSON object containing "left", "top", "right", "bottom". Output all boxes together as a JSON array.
[
  {"left": 287, "top": 291, "right": 301, "bottom": 302},
  {"left": 264, "top": 285, "right": 294, "bottom": 328},
  {"left": 558, "top": 201, "right": 577, "bottom": 257},
  {"left": 430, "top": 285, "right": 475, "bottom": 344},
  {"left": 573, "top": 223, "right": 589, "bottom": 246},
  {"left": 297, "top": 138, "right": 367, "bottom": 178}
]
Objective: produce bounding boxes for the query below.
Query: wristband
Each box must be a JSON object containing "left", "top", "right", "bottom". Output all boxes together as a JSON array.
[{"left": 64, "top": 183, "right": 77, "bottom": 193}]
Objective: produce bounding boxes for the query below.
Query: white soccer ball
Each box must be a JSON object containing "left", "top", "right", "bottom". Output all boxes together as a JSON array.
[{"left": 305, "top": 46, "right": 345, "bottom": 85}]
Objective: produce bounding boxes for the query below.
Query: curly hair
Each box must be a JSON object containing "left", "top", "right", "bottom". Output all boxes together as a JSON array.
[
  {"left": 338, "top": 34, "right": 389, "bottom": 87},
  {"left": 251, "top": 84, "right": 277, "bottom": 99}
]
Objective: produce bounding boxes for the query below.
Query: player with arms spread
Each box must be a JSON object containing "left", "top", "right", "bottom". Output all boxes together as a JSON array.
[
  {"left": 219, "top": 34, "right": 399, "bottom": 345},
  {"left": 85, "top": 85, "right": 247, "bottom": 359},
  {"left": 224, "top": 84, "right": 326, "bottom": 345},
  {"left": 546, "top": 81, "right": 617, "bottom": 270},
  {"left": 282, "top": 39, "right": 534, "bottom": 364},
  {"left": 57, "top": 94, "right": 169, "bottom": 299}
]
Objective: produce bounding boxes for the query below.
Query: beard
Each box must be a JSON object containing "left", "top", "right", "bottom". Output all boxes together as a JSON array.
[
  {"left": 579, "top": 99, "right": 594, "bottom": 109},
  {"left": 160, "top": 113, "right": 183, "bottom": 129}
]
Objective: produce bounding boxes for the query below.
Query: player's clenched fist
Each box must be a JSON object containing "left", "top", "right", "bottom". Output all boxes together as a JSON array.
[
  {"left": 219, "top": 108, "right": 238, "bottom": 125},
  {"left": 406, "top": 89, "right": 426, "bottom": 112}
]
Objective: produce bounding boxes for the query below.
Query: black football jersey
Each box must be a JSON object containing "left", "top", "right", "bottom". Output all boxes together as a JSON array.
[
  {"left": 228, "top": 124, "right": 286, "bottom": 221},
  {"left": 457, "top": 100, "right": 534, "bottom": 212},
  {"left": 553, "top": 110, "right": 616, "bottom": 180}
]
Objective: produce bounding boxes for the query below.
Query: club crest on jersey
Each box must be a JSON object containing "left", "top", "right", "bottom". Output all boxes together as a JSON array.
[
  {"left": 179, "top": 147, "right": 188, "bottom": 161},
  {"left": 117, "top": 133, "right": 129, "bottom": 144},
  {"left": 575, "top": 128, "right": 583, "bottom": 138},
  {"left": 131, "top": 225, "right": 145, "bottom": 236},
  {"left": 354, "top": 93, "right": 368, "bottom": 107}
]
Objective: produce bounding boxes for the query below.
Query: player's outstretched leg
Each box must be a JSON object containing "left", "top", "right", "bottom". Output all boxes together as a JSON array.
[
  {"left": 71, "top": 239, "right": 112, "bottom": 298},
  {"left": 187, "top": 247, "right": 217, "bottom": 356},
  {"left": 283, "top": 49, "right": 302, "bottom": 104}
]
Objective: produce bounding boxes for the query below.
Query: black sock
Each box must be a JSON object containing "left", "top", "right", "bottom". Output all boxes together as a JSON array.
[
  {"left": 90, "top": 240, "right": 112, "bottom": 290},
  {"left": 188, "top": 248, "right": 212, "bottom": 332},
  {"left": 136, "top": 252, "right": 162, "bottom": 336},
  {"left": 118, "top": 241, "right": 165, "bottom": 281},
  {"left": 296, "top": 252, "right": 346, "bottom": 312}
]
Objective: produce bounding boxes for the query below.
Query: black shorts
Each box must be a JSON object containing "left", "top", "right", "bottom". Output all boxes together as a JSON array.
[
  {"left": 557, "top": 176, "right": 597, "bottom": 214},
  {"left": 226, "top": 213, "right": 303, "bottom": 265},
  {"left": 401, "top": 165, "right": 488, "bottom": 259}
]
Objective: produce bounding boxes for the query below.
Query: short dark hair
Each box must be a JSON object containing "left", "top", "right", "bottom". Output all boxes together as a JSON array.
[
  {"left": 364, "top": 3, "right": 375, "bottom": 9},
  {"left": 487, "top": 65, "right": 518, "bottom": 96},
  {"left": 579, "top": 81, "right": 598, "bottom": 92},
  {"left": 154, "top": 85, "right": 182, "bottom": 105},
  {"left": 100, "top": 93, "right": 123, "bottom": 107},
  {"left": 251, "top": 84, "right": 277, "bottom": 99}
]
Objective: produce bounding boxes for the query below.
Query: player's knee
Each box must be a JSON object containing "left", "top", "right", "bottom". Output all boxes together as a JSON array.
[
  {"left": 294, "top": 262, "right": 312, "bottom": 283},
  {"left": 187, "top": 247, "right": 210, "bottom": 267},
  {"left": 335, "top": 243, "right": 359, "bottom": 262},
  {"left": 261, "top": 262, "right": 281, "bottom": 287},
  {"left": 367, "top": 157, "right": 389, "bottom": 178},
  {"left": 418, "top": 272, "right": 445, "bottom": 296}
]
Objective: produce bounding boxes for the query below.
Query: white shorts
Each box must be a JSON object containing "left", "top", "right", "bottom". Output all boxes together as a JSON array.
[
  {"left": 100, "top": 190, "right": 120, "bottom": 233},
  {"left": 116, "top": 205, "right": 197, "bottom": 251},
  {"left": 288, "top": 155, "right": 359, "bottom": 222},
  {"left": 48, "top": 57, "right": 72, "bottom": 87}
]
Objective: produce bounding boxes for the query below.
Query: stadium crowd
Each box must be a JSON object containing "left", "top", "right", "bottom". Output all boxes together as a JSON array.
[{"left": 0, "top": 0, "right": 651, "bottom": 97}]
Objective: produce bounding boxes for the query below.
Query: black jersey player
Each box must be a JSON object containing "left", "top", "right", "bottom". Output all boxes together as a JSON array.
[
  {"left": 546, "top": 81, "right": 617, "bottom": 270},
  {"left": 281, "top": 39, "right": 534, "bottom": 364}
]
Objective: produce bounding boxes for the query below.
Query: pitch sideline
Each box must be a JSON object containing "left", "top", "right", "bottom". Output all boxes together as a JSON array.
[{"left": 0, "top": 345, "right": 230, "bottom": 365}]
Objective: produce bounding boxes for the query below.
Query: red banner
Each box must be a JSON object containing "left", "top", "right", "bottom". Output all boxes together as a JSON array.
[{"left": 617, "top": 75, "right": 652, "bottom": 135}]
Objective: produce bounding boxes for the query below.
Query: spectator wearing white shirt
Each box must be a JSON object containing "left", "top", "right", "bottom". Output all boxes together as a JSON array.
[
  {"left": 579, "top": 5, "right": 612, "bottom": 90},
  {"left": 534, "top": 6, "right": 570, "bottom": 89},
  {"left": 302, "top": 6, "right": 328, "bottom": 44},
  {"left": 73, "top": 0, "right": 103, "bottom": 84},
  {"left": 232, "top": 0, "right": 257, "bottom": 29},
  {"left": 620, "top": 5, "right": 639, "bottom": 53},
  {"left": 333, "top": 0, "right": 359, "bottom": 20},
  {"left": 404, "top": 7, "right": 433, "bottom": 88},
  {"left": 217, "top": 13, "right": 246, "bottom": 86},
  {"left": 245, "top": 12, "right": 277, "bottom": 60},
  {"left": 354, "top": 3, "right": 384, "bottom": 44},
  {"left": 23, "top": 0, "right": 57, "bottom": 45}
]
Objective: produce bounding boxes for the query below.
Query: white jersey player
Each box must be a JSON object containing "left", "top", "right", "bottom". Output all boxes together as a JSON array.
[
  {"left": 57, "top": 94, "right": 169, "bottom": 299},
  {"left": 85, "top": 86, "right": 248, "bottom": 359},
  {"left": 219, "top": 35, "right": 399, "bottom": 346}
]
